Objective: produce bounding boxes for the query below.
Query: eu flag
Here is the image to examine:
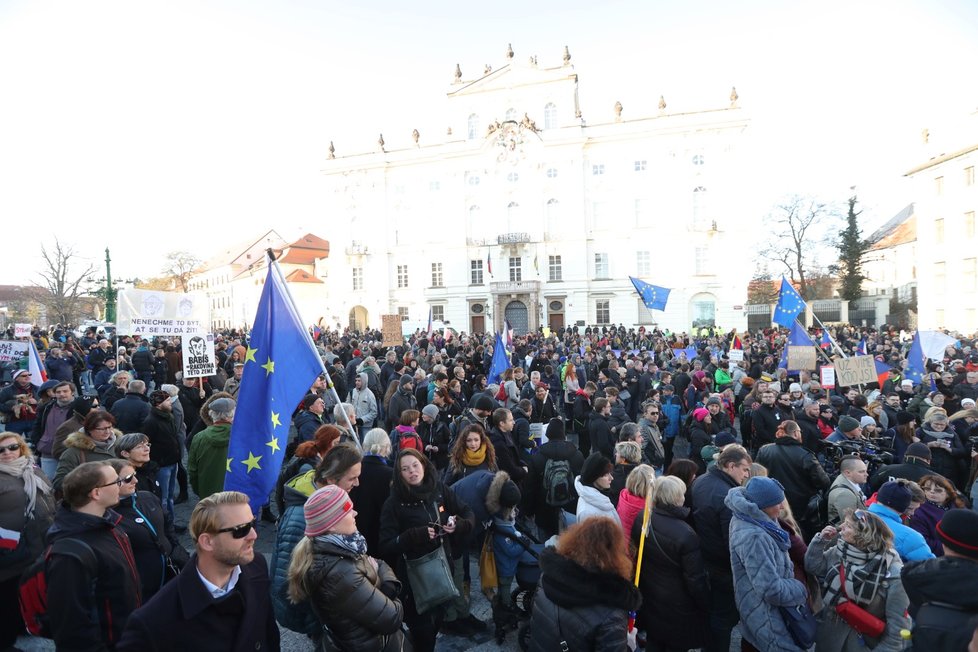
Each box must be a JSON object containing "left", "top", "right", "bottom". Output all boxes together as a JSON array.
[
  {"left": 778, "top": 321, "right": 815, "bottom": 370},
  {"left": 487, "top": 333, "right": 510, "bottom": 386},
  {"left": 629, "top": 276, "right": 671, "bottom": 311},
  {"left": 224, "top": 259, "right": 325, "bottom": 513},
  {"left": 904, "top": 332, "right": 926, "bottom": 386},
  {"left": 772, "top": 277, "right": 806, "bottom": 327}
]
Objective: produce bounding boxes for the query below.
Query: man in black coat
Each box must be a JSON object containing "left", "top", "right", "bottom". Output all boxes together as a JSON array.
[
  {"left": 755, "top": 422, "right": 830, "bottom": 540},
  {"left": 110, "top": 379, "right": 151, "bottom": 433},
  {"left": 794, "top": 399, "right": 824, "bottom": 453},
  {"left": 141, "top": 390, "right": 182, "bottom": 519},
  {"left": 869, "top": 442, "right": 946, "bottom": 491},
  {"left": 691, "top": 445, "right": 752, "bottom": 652},
  {"left": 750, "top": 388, "right": 782, "bottom": 452},
  {"left": 117, "top": 491, "right": 280, "bottom": 652},
  {"left": 386, "top": 375, "right": 417, "bottom": 432},
  {"left": 588, "top": 397, "right": 615, "bottom": 460},
  {"left": 522, "top": 417, "right": 584, "bottom": 540},
  {"left": 488, "top": 408, "right": 527, "bottom": 484}
]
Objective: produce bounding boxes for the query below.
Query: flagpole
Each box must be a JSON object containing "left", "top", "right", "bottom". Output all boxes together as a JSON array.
[{"left": 264, "top": 250, "right": 360, "bottom": 449}]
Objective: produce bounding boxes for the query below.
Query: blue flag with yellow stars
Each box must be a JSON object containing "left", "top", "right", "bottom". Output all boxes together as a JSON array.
[
  {"left": 629, "top": 276, "right": 671, "bottom": 311},
  {"left": 904, "top": 332, "right": 927, "bottom": 386},
  {"left": 224, "top": 258, "right": 324, "bottom": 513},
  {"left": 773, "top": 277, "right": 806, "bottom": 327},
  {"left": 487, "top": 332, "right": 510, "bottom": 386}
]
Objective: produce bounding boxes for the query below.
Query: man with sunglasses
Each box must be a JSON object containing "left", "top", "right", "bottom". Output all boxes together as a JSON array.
[
  {"left": 118, "top": 491, "right": 279, "bottom": 652},
  {"left": 46, "top": 461, "right": 142, "bottom": 651}
]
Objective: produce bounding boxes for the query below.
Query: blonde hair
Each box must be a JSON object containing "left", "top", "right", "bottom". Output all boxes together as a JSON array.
[
  {"left": 653, "top": 475, "right": 686, "bottom": 507},
  {"left": 624, "top": 464, "right": 655, "bottom": 498},
  {"left": 843, "top": 509, "right": 894, "bottom": 554},
  {"left": 287, "top": 536, "right": 315, "bottom": 602},
  {"left": 0, "top": 433, "right": 31, "bottom": 460},
  {"left": 778, "top": 500, "right": 802, "bottom": 537},
  {"left": 750, "top": 462, "right": 768, "bottom": 478},
  {"left": 189, "top": 491, "right": 251, "bottom": 542}
]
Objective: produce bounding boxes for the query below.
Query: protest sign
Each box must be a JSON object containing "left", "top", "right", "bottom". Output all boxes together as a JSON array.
[
  {"left": 820, "top": 366, "right": 835, "bottom": 388},
  {"left": 787, "top": 345, "right": 817, "bottom": 370},
  {"left": 14, "top": 324, "right": 31, "bottom": 339},
  {"left": 529, "top": 422, "right": 549, "bottom": 445},
  {"left": 0, "top": 340, "right": 28, "bottom": 362},
  {"left": 834, "top": 355, "right": 877, "bottom": 387},
  {"left": 381, "top": 315, "right": 403, "bottom": 347},
  {"left": 117, "top": 289, "right": 210, "bottom": 337},
  {"left": 181, "top": 333, "right": 217, "bottom": 378},
  {"left": 727, "top": 349, "right": 744, "bottom": 362}
]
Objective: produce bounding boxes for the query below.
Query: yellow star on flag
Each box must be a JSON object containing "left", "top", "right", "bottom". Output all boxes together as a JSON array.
[
  {"left": 241, "top": 452, "right": 262, "bottom": 473},
  {"left": 261, "top": 357, "right": 275, "bottom": 376},
  {"left": 271, "top": 411, "right": 281, "bottom": 428},
  {"left": 266, "top": 437, "right": 280, "bottom": 454},
  {"left": 226, "top": 457, "right": 233, "bottom": 472},
  {"left": 244, "top": 346, "right": 257, "bottom": 364}
]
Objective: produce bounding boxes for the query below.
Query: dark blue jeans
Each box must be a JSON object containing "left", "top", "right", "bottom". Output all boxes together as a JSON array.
[{"left": 705, "top": 572, "right": 739, "bottom": 652}]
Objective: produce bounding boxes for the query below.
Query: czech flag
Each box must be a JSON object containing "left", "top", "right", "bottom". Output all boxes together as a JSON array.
[
  {"left": 28, "top": 340, "right": 47, "bottom": 388},
  {"left": 855, "top": 337, "right": 867, "bottom": 356},
  {"left": 487, "top": 252, "right": 493, "bottom": 277},
  {"left": 820, "top": 330, "right": 832, "bottom": 350}
]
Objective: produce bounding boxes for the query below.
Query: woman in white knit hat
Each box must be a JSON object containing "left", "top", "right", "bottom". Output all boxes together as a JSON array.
[{"left": 287, "top": 485, "right": 406, "bottom": 651}]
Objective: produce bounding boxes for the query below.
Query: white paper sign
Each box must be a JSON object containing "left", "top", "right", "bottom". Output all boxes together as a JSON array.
[
  {"left": 181, "top": 333, "right": 217, "bottom": 378},
  {"left": 834, "top": 356, "right": 877, "bottom": 387},
  {"left": 0, "top": 340, "right": 29, "bottom": 362},
  {"left": 117, "top": 289, "right": 210, "bottom": 336},
  {"left": 727, "top": 349, "right": 744, "bottom": 362},
  {"left": 14, "top": 324, "right": 31, "bottom": 339},
  {"left": 820, "top": 366, "right": 835, "bottom": 389},
  {"left": 529, "top": 423, "right": 549, "bottom": 446}
]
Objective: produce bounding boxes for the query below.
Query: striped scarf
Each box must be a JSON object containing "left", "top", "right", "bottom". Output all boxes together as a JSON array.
[{"left": 822, "top": 542, "right": 898, "bottom": 607}]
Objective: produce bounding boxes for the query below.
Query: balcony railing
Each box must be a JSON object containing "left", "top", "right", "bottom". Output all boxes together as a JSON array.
[
  {"left": 491, "top": 280, "right": 541, "bottom": 294},
  {"left": 497, "top": 232, "right": 531, "bottom": 245}
]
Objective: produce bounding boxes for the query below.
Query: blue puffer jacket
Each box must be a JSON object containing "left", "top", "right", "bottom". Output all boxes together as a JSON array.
[
  {"left": 726, "top": 487, "right": 808, "bottom": 652},
  {"left": 867, "top": 502, "right": 935, "bottom": 563},
  {"left": 270, "top": 478, "right": 320, "bottom": 638}
]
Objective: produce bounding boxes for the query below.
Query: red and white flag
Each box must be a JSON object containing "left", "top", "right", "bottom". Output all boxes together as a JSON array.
[{"left": 28, "top": 339, "right": 47, "bottom": 387}]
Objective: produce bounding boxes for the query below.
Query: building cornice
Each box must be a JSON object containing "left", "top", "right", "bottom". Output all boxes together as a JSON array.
[{"left": 904, "top": 142, "right": 978, "bottom": 176}]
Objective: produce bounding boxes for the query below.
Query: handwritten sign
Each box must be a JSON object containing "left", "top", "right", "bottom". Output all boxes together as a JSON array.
[
  {"left": 0, "top": 340, "right": 29, "bottom": 362},
  {"left": 181, "top": 333, "right": 216, "bottom": 378},
  {"left": 834, "top": 355, "right": 877, "bottom": 387},
  {"left": 14, "top": 324, "right": 31, "bottom": 339},
  {"left": 381, "top": 315, "right": 403, "bottom": 347},
  {"left": 820, "top": 366, "right": 835, "bottom": 388},
  {"left": 787, "top": 345, "right": 817, "bottom": 370},
  {"left": 727, "top": 349, "right": 744, "bottom": 363}
]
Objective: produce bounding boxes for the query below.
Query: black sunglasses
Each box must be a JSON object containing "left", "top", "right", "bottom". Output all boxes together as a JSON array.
[
  {"left": 97, "top": 476, "right": 124, "bottom": 488},
  {"left": 1, "top": 443, "right": 22, "bottom": 452},
  {"left": 215, "top": 519, "right": 257, "bottom": 539}
]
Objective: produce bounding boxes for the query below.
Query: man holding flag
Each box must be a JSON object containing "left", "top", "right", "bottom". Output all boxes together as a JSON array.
[{"left": 222, "top": 253, "right": 329, "bottom": 516}]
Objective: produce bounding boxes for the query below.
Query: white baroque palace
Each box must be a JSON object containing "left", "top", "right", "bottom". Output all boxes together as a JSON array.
[{"left": 321, "top": 46, "right": 754, "bottom": 335}]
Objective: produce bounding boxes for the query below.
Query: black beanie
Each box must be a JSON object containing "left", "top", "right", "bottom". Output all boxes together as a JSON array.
[
  {"left": 547, "top": 417, "right": 566, "bottom": 441},
  {"left": 896, "top": 410, "right": 916, "bottom": 425},
  {"left": 70, "top": 396, "right": 96, "bottom": 418},
  {"left": 499, "top": 479, "right": 522, "bottom": 509},
  {"left": 937, "top": 509, "right": 978, "bottom": 559},
  {"left": 580, "top": 452, "right": 613, "bottom": 487}
]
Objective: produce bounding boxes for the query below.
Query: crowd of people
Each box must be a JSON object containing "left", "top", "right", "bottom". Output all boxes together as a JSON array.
[{"left": 2, "top": 320, "right": 978, "bottom": 651}]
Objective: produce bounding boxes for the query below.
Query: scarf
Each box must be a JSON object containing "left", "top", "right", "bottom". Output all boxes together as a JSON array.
[
  {"left": 921, "top": 427, "right": 952, "bottom": 441},
  {"left": 732, "top": 511, "right": 791, "bottom": 549},
  {"left": 462, "top": 443, "right": 487, "bottom": 467},
  {"left": 92, "top": 432, "right": 117, "bottom": 452},
  {"left": 822, "top": 541, "right": 897, "bottom": 608},
  {"left": 317, "top": 532, "right": 369, "bottom": 557},
  {"left": 0, "top": 456, "right": 52, "bottom": 517}
]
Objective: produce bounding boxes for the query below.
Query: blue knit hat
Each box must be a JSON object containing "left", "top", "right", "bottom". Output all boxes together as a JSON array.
[{"left": 744, "top": 477, "right": 786, "bottom": 510}]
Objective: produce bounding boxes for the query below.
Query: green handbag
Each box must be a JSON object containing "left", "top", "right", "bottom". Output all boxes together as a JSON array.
[{"left": 404, "top": 541, "right": 459, "bottom": 614}]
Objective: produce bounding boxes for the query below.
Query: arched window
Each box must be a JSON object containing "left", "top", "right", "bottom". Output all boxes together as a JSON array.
[
  {"left": 505, "top": 108, "right": 517, "bottom": 122},
  {"left": 467, "top": 114, "right": 480, "bottom": 140},
  {"left": 544, "top": 103, "right": 557, "bottom": 130},
  {"left": 545, "top": 198, "right": 560, "bottom": 235}
]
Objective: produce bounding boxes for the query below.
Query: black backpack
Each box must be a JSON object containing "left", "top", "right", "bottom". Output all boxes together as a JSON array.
[{"left": 542, "top": 457, "right": 574, "bottom": 507}]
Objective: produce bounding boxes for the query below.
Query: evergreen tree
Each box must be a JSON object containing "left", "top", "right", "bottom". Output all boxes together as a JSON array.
[{"left": 835, "top": 192, "right": 868, "bottom": 301}]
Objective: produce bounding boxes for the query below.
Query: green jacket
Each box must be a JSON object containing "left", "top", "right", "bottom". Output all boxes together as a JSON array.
[{"left": 188, "top": 422, "right": 232, "bottom": 499}]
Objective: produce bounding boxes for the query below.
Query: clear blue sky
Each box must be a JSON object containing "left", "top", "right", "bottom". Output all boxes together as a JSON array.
[{"left": 1, "top": 0, "right": 975, "bottom": 284}]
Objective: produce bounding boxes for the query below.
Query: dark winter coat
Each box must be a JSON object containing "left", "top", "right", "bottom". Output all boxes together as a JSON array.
[
  {"left": 304, "top": 537, "right": 406, "bottom": 652},
  {"left": 114, "top": 491, "right": 184, "bottom": 600},
  {"left": 489, "top": 427, "right": 526, "bottom": 484},
  {"left": 691, "top": 465, "right": 740, "bottom": 580},
  {"left": 751, "top": 403, "right": 783, "bottom": 449},
  {"left": 270, "top": 479, "right": 320, "bottom": 638},
  {"left": 348, "top": 455, "right": 394, "bottom": 558},
  {"left": 116, "top": 554, "right": 279, "bottom": 652},
  {"left": 293, "top": 409, "right": 323, "bottom": 443},
  {"left": 688, "top": 422, "right": 712, "bottom": 476},
  {"left": 46, "top": 506, "right": 142, "bottom": 651},
  {"left": 630, "top": 504, "right": 709, "bottom": 650},
  {"left": 385, "top": 387, "right": 416, "bottom": 432},
  {"left": 522, "top": 440, "right": 585, "bottom": 534},
  {"left": 418, "top": 418, "right": 451, "bottom": 470},
  {"left": 53, "top": 430, "right": 120, "bottom": 491},
  {"left": 142, "top": 407, "right": 181, "bottom": 467},
  {"left": 755, "top": 437, "right": 830, "bottom": 519},
  {"left": 901, "top": 556, "right": 978, "bottom": 652},
  {"left": 177, "top": 384, "right": 206, "bottom": 432},
  {"left": 528, "top": 548, "right": 642, "bottom": 652},
  {"left": 869, "top": 459, "right": 945, "bottom": 492},
  {"left": 0, "top": 463, "right": 54, "bottom": 582},
  {"left": 588, "top": 412, "right": 614, "bottom": 460}
]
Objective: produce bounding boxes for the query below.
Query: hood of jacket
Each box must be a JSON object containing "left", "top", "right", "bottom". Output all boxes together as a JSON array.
[
  {"left": 198, "top": 391, "right": 234, "bottom": 427},
  {"left": 725, "top": 486, "right": 791, "bottom": 550},
  {"left": 286, "top": 469, "right": 317, "bottom": 499},
  {"left": 65, "top": 429, "right": 121, "bottom": 451},
  {"left": 574, "top": 477, "right": 616, "bottom": 515},
  {"left": 539, "top": 547, "right": 642, "bottom": 611},
  {"left": 47, "top": 504, "right": 124, "bottom": 542},
  {"left": 902, "top": 557, "right": 978, "bottom": 610},
  {"left": 484, "top": 470, "right": 512, "bottom": 516}
]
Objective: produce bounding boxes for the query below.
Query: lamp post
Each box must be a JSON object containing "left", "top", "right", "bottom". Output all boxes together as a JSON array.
[{"left": 92, "top": 248, "right": 135, "bottom": 324}]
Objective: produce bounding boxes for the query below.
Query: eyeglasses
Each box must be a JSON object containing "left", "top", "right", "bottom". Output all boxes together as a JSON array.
[
  {"left": 0, "top": 444, "right": 22, "bottom": 453},
  {"left": 120, "top": 473, "right": 137, "bottom": 484},
  {"left": 97, "top": 476, "right": 124, "bottom": 488},
  {"left": 214, "top": 519, "right": 257, "bottom": 539},
  {"left": 648, "top": 411, "right": 659, "bottom": 415}
]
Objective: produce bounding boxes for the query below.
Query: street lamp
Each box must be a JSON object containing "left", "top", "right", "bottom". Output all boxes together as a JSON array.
[{"left": 90, "top": 248, "right": 136, "bottom": 323}]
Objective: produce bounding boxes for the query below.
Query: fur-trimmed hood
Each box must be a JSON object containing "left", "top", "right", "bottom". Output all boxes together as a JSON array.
[
  {"left": 65, "top": 428, "right": 122, "bottom": 451},
  {"left": 484, "top": 470, "right": 512, "bottom": 517},
  {"left": 198, "top": 391, "right": 234, "bottom": 427}
]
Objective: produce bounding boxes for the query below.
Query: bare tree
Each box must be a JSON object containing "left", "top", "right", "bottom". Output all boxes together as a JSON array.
[
  {"left": 161, "top": 251, "right": 202, "bottom": 292},
  {"left": 38, "top": 240, "right": 95, "bottom": 325},
  {"left": 762, "top": 196, "right": 837, "bottom": 300}
]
